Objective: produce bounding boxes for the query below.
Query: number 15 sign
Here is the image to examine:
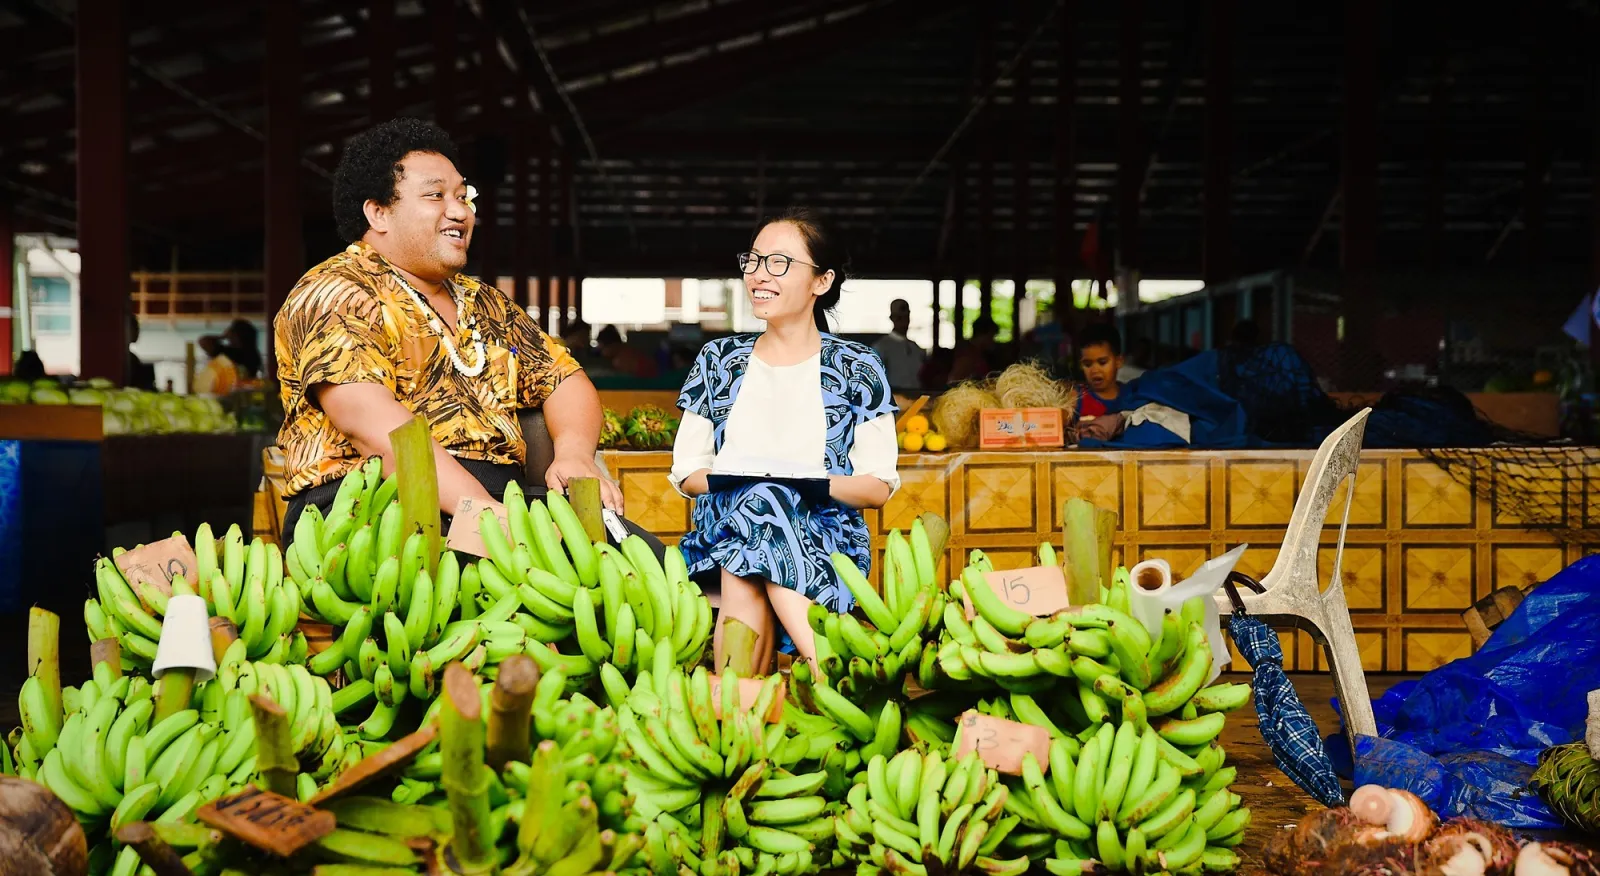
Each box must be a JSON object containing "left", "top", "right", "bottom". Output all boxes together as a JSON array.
[{"left": 962, "top": 565, "right": 1072, "bottom": 620}]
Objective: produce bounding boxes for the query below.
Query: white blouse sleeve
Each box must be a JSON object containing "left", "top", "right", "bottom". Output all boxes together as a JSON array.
[
  {"left": 669, "top": 411, "right": 716, "bottom": 498},
  {"left": 849, "top": 413, "right": 902, "bottom": 497}
]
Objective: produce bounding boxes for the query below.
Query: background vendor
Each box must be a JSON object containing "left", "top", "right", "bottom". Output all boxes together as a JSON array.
[
  {"left": 273, "top": 118, "right": 659, "bottom": 554},
  {"left": 669, "top": 208, "right": 900, "bottom": 673},
  {"left": 1076, "top": 322, "right": 1130, "bottom": 441}
]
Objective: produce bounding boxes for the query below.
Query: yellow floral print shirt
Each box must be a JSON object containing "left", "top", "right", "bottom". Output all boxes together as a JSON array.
[{"left": 274, "top": 241, "right": 580, "bottom": 498}]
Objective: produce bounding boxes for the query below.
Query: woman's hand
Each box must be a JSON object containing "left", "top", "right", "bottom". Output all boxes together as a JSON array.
[{"left": 828, "top": 474, "right": 892, "bottom": 510}]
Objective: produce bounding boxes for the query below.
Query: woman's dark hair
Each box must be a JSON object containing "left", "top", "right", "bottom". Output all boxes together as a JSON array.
[
  {"left": 332, "top": 118, "right": 462, "bottom": 242},
  {"left": 754, "top": 207, "right": 848, "bottom": 332}
]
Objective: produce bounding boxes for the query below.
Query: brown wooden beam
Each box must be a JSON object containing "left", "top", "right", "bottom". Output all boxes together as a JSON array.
[
  {"left": 76, "top": 0, "right": 129, "bottom": 383},
  {"left": 1340, "top": 0, "right": 1379, "bottom": 389},
  {"left": 547, "top": 0, "right": 848, "bottom": 81},
  {"left": 575, "top": 0, "right": 962, "bottom": 127},
  {"left": 559, "top": 155, "right": 574, "bottom": 333},
  {"left": 1117, "top": 0, "right": 1143, "bottom": 279},
  {"left": 1202, "top": 0, "right": 1233, "bottom": 285},
  {"left": 264, "top": 0, "right": 303, "bottom": 380}
]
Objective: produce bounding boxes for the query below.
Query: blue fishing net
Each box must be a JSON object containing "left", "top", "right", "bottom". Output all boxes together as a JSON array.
[{"left": 1326, "top": 555, "right": 1600, "bottom": 828}]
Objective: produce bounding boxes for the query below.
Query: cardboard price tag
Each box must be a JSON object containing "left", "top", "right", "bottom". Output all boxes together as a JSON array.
[
  {"left": 954, "top": 711, "right": 1051, "bottom": 776},
  {"left": 708, "top": 676, "right": 786, "bottom": 724},
  {"left": 445, "top": 497, "right": 511, "bottom": 559},
  {"left": 309, "top": 721, "right": 437, "bottom": 805},
  {"left": 963, "top": 565, "right": 1072, "bottom": 620},
  {"left": 979, "top": 408, "right": 1065, "bottom": 450},
  {"left": 116, "top": 534, "right": 200, "bottom": 602},
  {"left": 197, "top": 786, "right": 336, "bottom": 857}
]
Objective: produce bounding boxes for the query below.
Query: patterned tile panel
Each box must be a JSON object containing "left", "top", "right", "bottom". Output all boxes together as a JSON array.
[{"left": 601, "top": 446, "right": 1596, "bottom": 673}]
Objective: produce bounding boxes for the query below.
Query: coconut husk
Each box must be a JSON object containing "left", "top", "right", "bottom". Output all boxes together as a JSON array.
[
  {"left": 930, "top": 381, "right": 999, "bottom": 449},
  {"left": 995, "top": 360, "right": 1077, "bottom": 413}
]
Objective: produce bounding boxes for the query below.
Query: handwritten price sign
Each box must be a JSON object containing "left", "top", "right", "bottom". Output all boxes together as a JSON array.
[
  {"left": 963, "top": 565, "right": 1072, "bottom": 620},
  {"left": 116, "top": 534, "right": 199, "bottom": 602},
  {"left": 708, "top": 676, "right": 786, "bottom": 724},
  {"left": 197, "top": 786, "right": 335, "bottom": 856},
  {"left": 444, "top": 497, "right": 511, "bottom": 558},
  {"left": 954, "top": 711, "right": 1051, "bottom": 776}
]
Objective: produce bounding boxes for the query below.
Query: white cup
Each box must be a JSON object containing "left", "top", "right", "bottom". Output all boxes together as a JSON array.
[{"left": 152, "top": 593, "right": 217, "bottom": 684}]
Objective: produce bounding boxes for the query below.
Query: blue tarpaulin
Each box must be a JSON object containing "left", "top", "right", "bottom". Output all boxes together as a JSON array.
[{"left": 1328, "top": 555, "right": 1600, "bottom": 828}]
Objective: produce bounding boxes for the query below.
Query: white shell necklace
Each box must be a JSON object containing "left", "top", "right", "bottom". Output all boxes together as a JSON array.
[{"left": 391, "top": 269, "right": 487, "bottom": 377}]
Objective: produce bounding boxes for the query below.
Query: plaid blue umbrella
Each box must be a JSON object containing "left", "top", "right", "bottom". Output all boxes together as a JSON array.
[{"left": 1228, "top": 613, "right": 1346, "bottom": 808}]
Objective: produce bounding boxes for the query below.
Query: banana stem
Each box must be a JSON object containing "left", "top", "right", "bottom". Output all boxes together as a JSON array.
[
  {"left": 486, "top": 655, "right": 539, "bottom": 772},
  {"left": 91, "top": 637, "right": 123, "bottom": 681},
  {"left": 114, "top": 821, "right": 196, "bottom": 876},
  {"left": 440, "top": 663, "right": 496, "bottom": 874},
  {"left": 1063, "top": 498, "right": 1103, "bottom": 606},
  {"left": 1095, "top": 508, "right": 1118, "bottom": 595},
  {"left": 720, "top": 617, "right": 759, "bottom": 676},
  {"left": 567, "top": 477, "right": 606, "bottom": 544},
  {"left": 390, "top": 416, "right": 441, "bottom": 578},
  {"left": 249, "top": 693, "right": 299, "bottom": 798},
  {"left": 918, "top": 512, "right": 951, "bottom": 560},
  {"left": 208, "top": 617, "right": 238, "bottom": 664},
  {"left": 154, "top": 668, "right": 197, "bottom": 724},
  {"left": 27, "top": 607, "right": 61, "bottom": 724}
]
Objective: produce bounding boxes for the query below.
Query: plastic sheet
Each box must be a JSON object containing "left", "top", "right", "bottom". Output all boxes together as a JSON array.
[{"left": 1330, "top": 555, "right": 1600, "bottom": 828}]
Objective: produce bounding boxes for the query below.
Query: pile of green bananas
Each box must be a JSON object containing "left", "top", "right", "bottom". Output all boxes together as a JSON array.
[
  {"left": 468, "top": 479, "right": 713, "bottom": 682},
  {"left": 994, "top": 721, "right": 1248, "bottom": 875},
  {"left": 501, "top": 740, "right": 646, "bottom": 876},
  {"left": 610, "top": 661, "right": 835, "bottom": 876},
  {"left": 84, "top": 524, "right": 307, "bottom": 668},
  {"left": 813, "top": 520, "right": 945, "bottom": 697},
  {"left": 835, "top": 748, "right": 1029, "bottom": 876},
  {"left": 18, "top": 659, "right": 261, "bottom": 836}
]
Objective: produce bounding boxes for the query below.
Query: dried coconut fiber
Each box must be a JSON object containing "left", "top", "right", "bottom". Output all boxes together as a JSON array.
[
  {"left": 931, "top": 381, "right": 999, "bottom": 449},
  {"left": 995, "top": 360, "right": 1078, "bottom": 413}
]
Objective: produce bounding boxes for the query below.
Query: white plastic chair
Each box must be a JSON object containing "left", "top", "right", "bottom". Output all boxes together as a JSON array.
[{"left": 1216, "top": 407, "right": 1378, "bottom": 744}]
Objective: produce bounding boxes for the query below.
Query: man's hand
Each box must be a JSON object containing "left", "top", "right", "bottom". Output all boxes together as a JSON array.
[
  {"left": 546, "top": 452, "right": 625, "bottom": 514},
  {"left": 1076, "top": 413, "right": 1126, "bottom": 443}
]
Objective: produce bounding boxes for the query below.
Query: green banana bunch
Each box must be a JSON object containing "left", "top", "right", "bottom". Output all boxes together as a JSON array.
[
  {"left": 835, "top": 747, "right": 1028, "bottom": 876},
  {"left": 815, "top": 523, "right": 943, "bottom": 699},
  {"left": 211, "top": 639, "right": 341, "bottom": 771},
  {"left": 502, "top": 740, "right": 647, "bottom": 876},
  {"left": 85, "top": 524, "right": 302, "bottom": 667},
  {"left": 618, "top": 662, "right": 830, "bottom": 876},
  {"left": 21, "top": 660, "right": 266, "bottom": 834}
]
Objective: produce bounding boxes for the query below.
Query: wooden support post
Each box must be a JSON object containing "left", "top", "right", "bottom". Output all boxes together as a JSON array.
[
  {"left": 1424, "top": 53, "right": 1448, "bottom": 271},
  {"left": 1203, "top": 0, "right": 1233, "bottom": 286},
  {"left": 559, "top": 155, "right": 574, "bottom": 332},
  {"left": 1053, "top": 0, "right": 1076, "bottom": 327},
  {"left": 1340, "top": 0, "right": 1380, "bottom": 390},
  {"left": 432, "top": 0, "right": 456, "bottom": 130},
  {"left": 369, "top": 0, "right": 396, "bottom": 118},
  {"left": 512, "top": 135, "right": 529, "bottom": 309},
  {"left": 978, "top": 7, "right": 995, "bottom": 324},
  {"left": 264, "top": 0, "right": 302, "bottom": 380},
  {"left": 474, "top": 26, "right": 503, "bottom": 288},
  {"left": 1522, "top": 44, "right": 1548, "bottom": 267},
  {"left": 0, "top": 205, "right": 12, "bottom": 373},
  {"left": 536, "top": 127, "right": 553, "bottom": 331},
  {"left": 76, "top": 0, "right": 129, "bottom": 383},
  {"left": 1012, "top": 25, "right": 1031, "bottom": 340},
  {"left": 1117, "top": 0, "right": 1143, "bottom": 289}
]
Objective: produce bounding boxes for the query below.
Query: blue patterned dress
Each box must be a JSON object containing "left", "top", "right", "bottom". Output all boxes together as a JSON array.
[{"left": 675, "top": 334, "right": 897, "bottom": 614}]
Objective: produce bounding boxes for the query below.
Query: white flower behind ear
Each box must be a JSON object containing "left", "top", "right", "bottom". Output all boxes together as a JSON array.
[{"left": 465, "top": 184, "right": 478, "bottom": 213}]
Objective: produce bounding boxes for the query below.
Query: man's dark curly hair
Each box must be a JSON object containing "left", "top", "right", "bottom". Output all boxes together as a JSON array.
[{"left": 332, "top": 118, "right": 461, "bottom": 243}]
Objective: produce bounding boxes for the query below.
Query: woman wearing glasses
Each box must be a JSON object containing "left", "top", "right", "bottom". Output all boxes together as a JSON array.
[{"left": 670, "top": 208, "right": 900, "bottom": 672}]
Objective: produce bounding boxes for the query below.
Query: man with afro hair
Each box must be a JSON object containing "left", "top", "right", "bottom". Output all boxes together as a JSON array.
[{"left": 274, "top": 118, "right": 641, "bottom": 547}]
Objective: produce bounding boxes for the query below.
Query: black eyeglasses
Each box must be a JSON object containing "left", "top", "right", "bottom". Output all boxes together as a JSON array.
[{"left": 737, "top": 251, "right": 821, "bottom": 278}]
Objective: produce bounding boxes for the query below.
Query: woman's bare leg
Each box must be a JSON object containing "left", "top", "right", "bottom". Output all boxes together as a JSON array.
[
  {"left": 767, "top": 583, "right": 819, "bottom": 671},
  {"left": 713, "top": 568, "right": 776, "bottom": 672}
]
